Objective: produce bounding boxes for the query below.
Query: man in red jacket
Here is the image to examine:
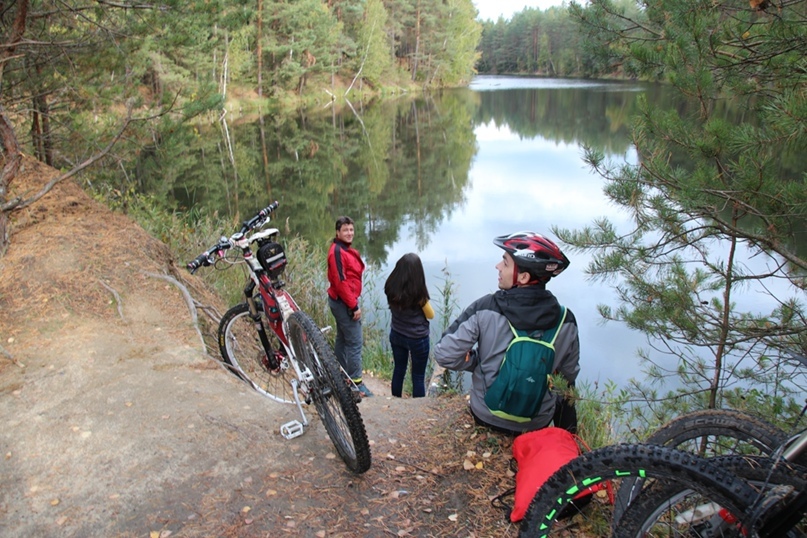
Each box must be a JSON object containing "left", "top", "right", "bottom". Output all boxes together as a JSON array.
[{"left": 327, "top": 216, "right": 373, "bottom": 397}]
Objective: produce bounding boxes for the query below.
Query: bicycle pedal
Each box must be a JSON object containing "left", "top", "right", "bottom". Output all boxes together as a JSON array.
[{"left": 280, "top": 420, "right": 305, "bottom": 439}]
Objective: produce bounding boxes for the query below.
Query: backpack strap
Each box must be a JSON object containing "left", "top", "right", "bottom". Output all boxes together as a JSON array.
[{"left": 541, "top": 306, "right": 567, "bottom": 345}]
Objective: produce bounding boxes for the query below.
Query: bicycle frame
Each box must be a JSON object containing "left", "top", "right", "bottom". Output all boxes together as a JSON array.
[
  {"left": 187, "top": 202, "right": 372, "bottom": 473},
  {"left": 235, "top": 228, "right": 299, "bottom": 356},
  {"left": 230, "top": 228, "right": 322, "bottom": 437},
  {"left": 753, "top": 418, "right": 807, "bottom": 535}
]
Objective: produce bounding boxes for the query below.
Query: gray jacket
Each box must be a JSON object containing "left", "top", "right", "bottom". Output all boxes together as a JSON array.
[{"left": 433, "top": 285, "right": 579, "bottom": 433}]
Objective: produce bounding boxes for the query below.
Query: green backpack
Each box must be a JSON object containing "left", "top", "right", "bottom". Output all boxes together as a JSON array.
[{"left": 484, "top": 307, "right": 567, "bottom": 423}]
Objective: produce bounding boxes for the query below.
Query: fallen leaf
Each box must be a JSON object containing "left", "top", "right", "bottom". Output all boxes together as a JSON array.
[
  {"left": 361, "top": 508, "right": 370, "bottom": 516},
  {"left": 475, "top": 462, "right": 484, "bottom": 469},
  {"left": 448, "top": 513, "right": 459, "bottom": 521},
  {"left": 241, "top": 506, "right": 251, "bottom": 513},
  {"left": 395, "top": 466, "right": 406, "bottom": 472},
  {"left": 265, "top": 489, "right": 277, "bottom": 496},
  {"left": 50, "top": 499, "right": 60, "bottom": 506},
  {"left": 325, "top": 453, "right": 337, "bottom": 460},
  {"left": 316, "top": 531, "right": 327, "bottom": 537},
  {"left": 482, "top": 451, "right": 491, "bottom": 458},
  {"left": 463, "top": 459, "right": 475, "bottom": 470}
]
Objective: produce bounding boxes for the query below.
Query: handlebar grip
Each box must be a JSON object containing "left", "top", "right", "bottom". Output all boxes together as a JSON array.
[
  {"left": 186, "top": 253, "right": 209, "bottom": 274},
  {"left": 259, "top": 200, "right": 279, "bottom": 218},
  {"left": 241, "top": 201, "right": 280, "bottom": 234}
]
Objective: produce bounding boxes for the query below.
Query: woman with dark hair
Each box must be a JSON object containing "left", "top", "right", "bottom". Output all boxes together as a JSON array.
[{"left": 384, "top": 253, "right": 434, "bottom": 398}]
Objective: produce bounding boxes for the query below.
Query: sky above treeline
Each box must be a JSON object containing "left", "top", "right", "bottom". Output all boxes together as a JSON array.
[{"left": 473, "top": 0, "right": 568, "bottom": 21}]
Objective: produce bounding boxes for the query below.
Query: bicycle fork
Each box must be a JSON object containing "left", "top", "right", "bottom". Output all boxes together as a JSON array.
[{"left": 246, "top": 296, "right": 281, "bottom": 371}]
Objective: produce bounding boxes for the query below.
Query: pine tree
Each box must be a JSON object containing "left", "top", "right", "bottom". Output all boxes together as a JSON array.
[{"left": 559, "top": 0, "right": 807, "bottom": 425}]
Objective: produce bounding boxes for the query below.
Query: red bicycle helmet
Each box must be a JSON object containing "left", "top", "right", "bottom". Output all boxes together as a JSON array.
[{"left": 493, "top": 232, "right": 570, "bottom": 281}]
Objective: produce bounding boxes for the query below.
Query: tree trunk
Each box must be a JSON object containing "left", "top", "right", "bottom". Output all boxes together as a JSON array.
[
  {"left": 0, "top": 0, "right": 28, "bottom": 254},
  {"left": 411, "top": 0, "right": 421, "bottom": 82},
  {"left": 256, "top": 0, "right": 263, "bottom": 97},
  {"left": 0, "top": 106, "right": 23, "bottom": 256},
  {"left": 31, "top": 93, "right": 53, "bottom": 166}
]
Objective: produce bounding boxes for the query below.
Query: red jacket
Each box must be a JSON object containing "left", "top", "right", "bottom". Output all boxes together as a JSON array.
[{"left": 327, "top": 239, "right": 365, "bottom": 311}]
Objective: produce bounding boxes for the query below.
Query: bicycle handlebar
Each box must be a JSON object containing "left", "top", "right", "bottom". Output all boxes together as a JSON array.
[
  {"left": 239, "top": 201, "right": 279, "bottom": 234},
  {"left": 186, "top": 201, "right": 279, "bottom": 274}
]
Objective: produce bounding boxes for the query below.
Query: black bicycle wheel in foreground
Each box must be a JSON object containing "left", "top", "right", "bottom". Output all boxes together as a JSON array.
[
  {"left": 612, "top": 409, "right": 793, "bottom": 526},
  {"left": 519, "top": 444, "right": 760, "bottom": 538},
  {"left": 617, "top": 456, "right": 807, "bottom": 538},
  {"left": 287, "top": 311, "right": 372, "bottom": 474}
]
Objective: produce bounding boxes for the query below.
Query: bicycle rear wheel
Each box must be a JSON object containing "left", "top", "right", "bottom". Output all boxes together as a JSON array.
[
  {"left": 287, "top": 311, "right": 371, "bottom": 474},
  {"left": 519, "top": 444, "right": 760, "bottom": 538},
  {"left": 218, "top": 302, "right": 298, "bottom": 404},
  {"left": 618, "top": 456, "right": 807, "bottom": 538},
  {"left": 613, "top": 409, "right": 791, "bottom": 526}
]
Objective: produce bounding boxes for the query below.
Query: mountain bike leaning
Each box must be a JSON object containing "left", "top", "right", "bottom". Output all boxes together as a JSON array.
[
  {"left": 518, "top": 353, "right": 807, "bottom": 537},
  {"left": 187, "top": 201, "right": 371, "bottom": 474}
]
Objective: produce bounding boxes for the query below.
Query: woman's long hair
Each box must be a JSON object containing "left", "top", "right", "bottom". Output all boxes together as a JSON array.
[{"left": 384, "top": 253, "right": 430, "bottom": 310}]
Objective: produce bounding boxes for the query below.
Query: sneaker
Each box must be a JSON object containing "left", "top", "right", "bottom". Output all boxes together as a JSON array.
[{"left": 355, "top": 383, "right": 374, "bottom": 398}]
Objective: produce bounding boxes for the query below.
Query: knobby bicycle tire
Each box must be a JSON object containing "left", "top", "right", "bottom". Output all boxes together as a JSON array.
[
  {"left": 218, "top": 302, "right": 299, "bottom": 404},
  {"left": 519, "top": 444, "right": 760, "bottom": 538},
  {"left": 287, "top": 311, "right": 371, "bottom": 474},
  {"left": 613, "top": 409, "right": 791, "bottom": 527},
  {"left": 618, "top": 456, "right": 807, "bottom": 538}
]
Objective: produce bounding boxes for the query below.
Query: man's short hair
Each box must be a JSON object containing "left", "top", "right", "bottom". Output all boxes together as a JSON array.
[{"left": 335, "top": 216, "right": 354, "bottom": 231}]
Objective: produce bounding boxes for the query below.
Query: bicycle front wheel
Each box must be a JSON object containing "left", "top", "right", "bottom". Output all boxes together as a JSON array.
[
  {"left": 519, "top": 444, "right": 760, "bottom": 538},
  {"left": 287, "top": 311, "right": 371, "bottom": 474},
  {"left": 618, "top": 456, "right": 807, "bottom": 538},
  {"left": 218, "top": 302, "right": 299, "bottom": 404}
]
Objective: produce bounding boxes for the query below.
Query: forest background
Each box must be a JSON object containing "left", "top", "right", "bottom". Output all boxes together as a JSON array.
[{"left": 0, "top": 0, "right": 805, "bottom": 437}]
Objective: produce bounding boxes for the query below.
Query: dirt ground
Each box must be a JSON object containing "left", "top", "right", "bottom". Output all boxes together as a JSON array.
[{"left": 0, "top": 157, "right": 521, "bottom": 538}]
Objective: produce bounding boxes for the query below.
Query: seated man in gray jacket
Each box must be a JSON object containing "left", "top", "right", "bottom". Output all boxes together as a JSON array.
[{"left": 433, "top": 231, "right": 580, "bottom": 436}]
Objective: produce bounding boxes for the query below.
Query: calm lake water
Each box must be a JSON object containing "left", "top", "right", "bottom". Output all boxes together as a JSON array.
[
  {"left": 139, "top": 75, "right": 801, "bottom": 390},
  {"left": 381, "top": 76, "right": 649, "bottom": 387}
]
